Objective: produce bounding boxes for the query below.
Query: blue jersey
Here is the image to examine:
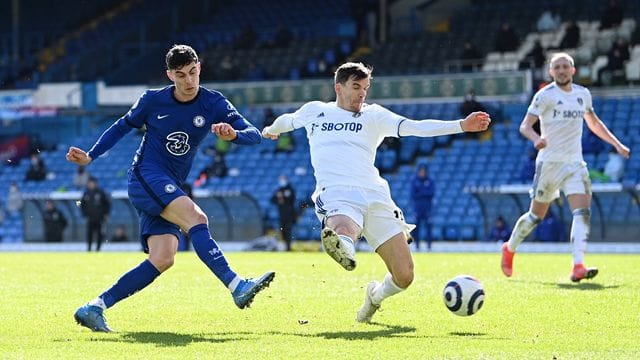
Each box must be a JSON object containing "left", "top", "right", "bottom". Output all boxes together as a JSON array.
[{"left": 87, "top": 85, "right": 260, "bottom": 184}]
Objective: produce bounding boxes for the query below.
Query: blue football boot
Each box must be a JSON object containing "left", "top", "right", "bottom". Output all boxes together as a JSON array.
[
  {"left": 232, "top": 271, "right": 275, "bottom": 309},
  {"left": 74, "top": 304, "right": 113, "bottom": 332}
]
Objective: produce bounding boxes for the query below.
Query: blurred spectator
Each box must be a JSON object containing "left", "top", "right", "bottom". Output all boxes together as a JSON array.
[
  {"left": 520, "top": 39, "right": 546, "bottom": 69},
  {"left": 410, "top": 163, "right": 435, "bottom": 251},
  {"left": 7, "top": 182, "right": 24, "bottom": 215},
  {"left": 558, "top": 20, "right": 581, "bottom": 49},
  {"left": 534, "top": 210, "right": 565, "bottom": 242},
  {"left": 25, "top": 153, "right": 47, "bottom": 181},
  {"left": 268, "top": 23, "right": 293, "bottom": 48},
  {"left": 519, "top": 146, "right": 537, "bottom": 183},
  {"left": 604, "top": 148, "right": 625, "bottom": 182},
  {"left": 110, "top": 225, "right": 130, "bottom": 242},
  {"left": 214, "top": 138, "right": 231, "bottom": 156},
  {"left": 536, "top": 9, "right": 561, "bottom": 32},
  {"left": 217, "top": 55, "right": 239, "bottom": 81},
  {"left": 235, "top": 25, "right": 257, "bottom": 49},
  {"left": 599, "top": 0, "right": 623, "bottom": 30},
  {"left": 263, "top": 107, "right": 277, "bottom": 127},
  {"left": 460, "top": 39, "right": 483, "bottom": 72},
  {"left": 73, "top": 165, "right": 91, "bottom": 189},
  {"left": 598, "top": 38, "right": 630, "bottom": 85},
  {"left": 43, "top": 200, "right": 67, "bottom": 242},
  {"left": 495, "top": 22, "right": 519, "bottom": 53},
  {"left": 488, "top": 216, "right": 512, "bottom": 243},
  {"left": 460, "top": 89, "right": 487, "bottom": 117},
  {"left": 270, "top": 174, "right": 296, "bottom": 251},
  {"left": 80, "top": 177, "right": 111, "bottom": 251},
  {"left": 275, "top": 132, "right": 295, "bottom": 153},
  {"left": 195, "top": 153, "right": 228, "bottom": 187}
]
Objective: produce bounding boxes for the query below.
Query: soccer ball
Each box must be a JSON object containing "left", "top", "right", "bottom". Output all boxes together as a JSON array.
[{"left": 443, "top": 275, "right": 485, "bottom": 316}]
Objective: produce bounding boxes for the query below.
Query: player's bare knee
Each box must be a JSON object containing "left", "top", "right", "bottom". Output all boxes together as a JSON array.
[
  {"left": 149, "top": 254, "right": 175, "bottom": 272},
  {"left": 393, "top": 267, "right": 414, "bottom": 288}
]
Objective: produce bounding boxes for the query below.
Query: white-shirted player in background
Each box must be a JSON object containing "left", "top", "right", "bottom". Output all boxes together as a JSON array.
[
  {"left": 501, "top": 52, "right": 630, "bottom": 282},
  {"left": 262, "top": 62, "right": 490, "bottom": 322}
]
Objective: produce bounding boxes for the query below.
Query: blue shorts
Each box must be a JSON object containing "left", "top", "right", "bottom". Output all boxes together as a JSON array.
[{"left": 128, "top": 167, "right": 184, "bottom": 253}]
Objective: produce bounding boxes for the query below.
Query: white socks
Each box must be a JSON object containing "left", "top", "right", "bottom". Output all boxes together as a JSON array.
[
  {"left": 88, "top": 297, "right": 107, "bottom": 310},
  {"left": 228, "top": 276, "right": 241, "bottom": 292},
  {"left": 507, "top": 212, "right": 541, "bottom": 252},
  {"left": 571, "top": 208, "right": 590, "bottom": 265},
  {"left": 371, "top": 273, "right": 405, "bottom": 305}
]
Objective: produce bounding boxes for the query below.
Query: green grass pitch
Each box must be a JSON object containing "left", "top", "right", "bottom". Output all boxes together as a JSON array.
[{"left": 1, "top": 251, "right": 638, "bottom": 359}]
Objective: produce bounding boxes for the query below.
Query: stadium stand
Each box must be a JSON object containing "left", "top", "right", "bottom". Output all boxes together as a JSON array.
[{"left": 1, "top": 1, "right": 639, "bottom": 245}]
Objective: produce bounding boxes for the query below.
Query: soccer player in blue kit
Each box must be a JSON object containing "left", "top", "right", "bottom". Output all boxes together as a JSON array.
[{"left": 67, "top": 44, "right": 275, "bottom": 332}]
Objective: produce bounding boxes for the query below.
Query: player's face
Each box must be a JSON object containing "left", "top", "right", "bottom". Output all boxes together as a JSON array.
[
  {"left": 336, "top": 76, "right": 370, "bottom": 113},
  {"left": 549, "top": 58, "right": 575, "bottom": 87},
  {"left": 167, "top": 62, "right": 201, "bottom": 101}
]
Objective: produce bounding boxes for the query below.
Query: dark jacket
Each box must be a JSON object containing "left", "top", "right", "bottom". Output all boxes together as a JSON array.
[
  {"left": 44, "top": 207, "right": 67, "bottom": 242},
  {"left": 81, "top": 188, "right": 111, "bottom": 221},
  {"left": 271, "top": 183, "right": 296, "bottom": 223}
]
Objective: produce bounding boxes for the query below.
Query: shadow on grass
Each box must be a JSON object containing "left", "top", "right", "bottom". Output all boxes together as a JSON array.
[
  {"left": 510, "top": 279, "right": 620, "bottom": 291},
  {"left": 91, "top": 331, "right": 252, "bottom": 347},
  {"left": 449, "top": 331, "right": 488, "bottom": 337},
  {"left": 554, "top": 282, "right": 619, "bottom": 291},
  {"left": 304, "top": 323, "right": 416, "bottom": 340}
]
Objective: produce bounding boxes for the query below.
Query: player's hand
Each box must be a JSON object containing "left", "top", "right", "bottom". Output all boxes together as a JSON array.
[
  {"left": 534, "top": 137, "right": 547, "bottom": 150},
  {"left": 212, "top": 123, "right": 237, "bottom": 141},
  {"left": 66, "top": 146, "right": 92, "bottom": 165},
  {"left": 262, "top": 127, "right": 279, "bottom": 140},
  {"left": 461, "top": 111, "right": 491, "bottom": 132},
  {"left": 615, "top": 143, "right": 630, "bottom": 158}
]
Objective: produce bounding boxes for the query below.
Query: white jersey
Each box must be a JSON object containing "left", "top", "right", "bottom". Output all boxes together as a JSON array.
[
  {"left": 527, "top": 82, "right": 593, "bottom": 162},
  {"left": 288, "top": 101, "right": 404, "bottom": 194}
]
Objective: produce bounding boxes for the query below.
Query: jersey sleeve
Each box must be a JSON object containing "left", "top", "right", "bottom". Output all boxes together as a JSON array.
[
  {"left": 86, "top": 91, "right": 148, "bottom": 160},
  {"left": 213, "top": 96, "right": 261, "bottom": 145},
  {"left": 584, "top": 87, "right": 594, "bottom": 113},
  {"left": 290, "top": 101, "right": 322, "bottom": 128},
  {"left": 371, "top": 104, "right": 406, "bottom": 137},
  {"left": 527, "top": 89, "right": 550, "bottom": 117}
]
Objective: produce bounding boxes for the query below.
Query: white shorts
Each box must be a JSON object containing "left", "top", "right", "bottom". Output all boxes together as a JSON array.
[
  {"left": 313, "top": 186, "right": 415, "bottom": 250},
  {"left": 530, "top": 161, "right": 591, "bottom": 203}
]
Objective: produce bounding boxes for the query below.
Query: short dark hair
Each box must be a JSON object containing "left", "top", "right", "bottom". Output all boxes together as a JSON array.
[
  {"left": 334, "top": 62, "right": 372, "bottom": 84},
  {"left": 166, "top": 44, "right": 199, "bottom": 70}
]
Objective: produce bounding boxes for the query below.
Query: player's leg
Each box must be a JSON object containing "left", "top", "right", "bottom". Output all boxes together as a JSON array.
[
  {"left": 322, "top": 214, "right": 360, "bottom": 270},
  {"left": 501, "top": 200, "right": 548, "bottom": 277},
  {"left": 161, "top": 196, "right": 274, "bottom": 308},
  {"left": 356, "top": 231, "right": 414, "bottom": 323},
  {"left": 566, "top": 176, "right": 597, "bottom": 282},
  {"left": 314, "top": 188, "right": 363, "bottom": 270}
]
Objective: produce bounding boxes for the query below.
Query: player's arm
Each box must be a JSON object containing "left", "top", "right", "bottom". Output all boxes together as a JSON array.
[
  {"left": 519, "top": 113, "right": 546, "bottom": 150},
  {"left": 584, "top": 110, "right": 630, "bottom": 158},
  {"left": 66, "top": 118, "right": 135, "bottom": 165},
  {"left": 398, "top": 111, "right": 490, "bottom": 137},
  {"left": 213, "top": 117, "right": 261, "bottom": 145},
  {"left": 262, "top": 113, "right": 295, "bottom": 140}
]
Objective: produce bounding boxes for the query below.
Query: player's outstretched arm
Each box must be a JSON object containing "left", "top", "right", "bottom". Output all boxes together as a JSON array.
[
  {"left": 584, "top": 111, "right": 630, "bottom": 158},
  {"left": 66, "top": 146, "right": 92, "bottom": 166},
  {"left": 460, "top": 111, "right": 491, "bottom": 132},
  {"left": 262, "top": 113, "right": 295, "bottom": 140}
]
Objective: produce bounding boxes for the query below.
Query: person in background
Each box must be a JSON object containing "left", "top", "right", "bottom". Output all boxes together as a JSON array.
[
  {"left": 488, "top": 216, "right": 512, "bottom": 243},
  {"left": 410, "top": 163, "right": 435, "bottom": 251},
  {"left": 501, "top": 52, "right": 630, "bottom": 283},
  {"left": 80, "top": 177, "right": 111, "bottom": 252},
  {"left": 25, "top": 153, "right": 47, "bottom": 181},
  {"left": 270, "top": 174, "right": 296, "bottom": 251},
  {"left": 7, "top": 182, "right": 24, "bottom": 215},
  {"left": 43, "top": 200, "right": 67, "bottom": 243},
  {"left": 73, "top": 165, "right": 91, "bottom": 189}
]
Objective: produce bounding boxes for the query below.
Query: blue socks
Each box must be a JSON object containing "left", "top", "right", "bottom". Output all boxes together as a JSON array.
[
  {"left": 100, "top": 259, "right": 161, "bottom": 308},
  {"left": 189, "top": 224, "right": 238, "bottom": 287}
]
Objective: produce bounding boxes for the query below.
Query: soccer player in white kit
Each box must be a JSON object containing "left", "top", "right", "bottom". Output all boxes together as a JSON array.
[
  {"left": 263, "top": 62, "right": 490, "bottom": 322},
  {"left": 501, "top": 53, "right": 630, "bottom": 282}
]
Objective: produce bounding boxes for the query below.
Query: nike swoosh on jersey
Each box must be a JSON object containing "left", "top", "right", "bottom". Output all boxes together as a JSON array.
[{"left": 157, "top": 114, "right": 170, "bottom": 119}]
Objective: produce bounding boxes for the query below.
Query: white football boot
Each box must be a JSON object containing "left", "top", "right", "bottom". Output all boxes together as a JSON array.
[
  {"left": 356, "top": 281, "right": 381, "bottom": 323},
  {"left": 321, "top": 228, "right": 356, "bottom": 271}
]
